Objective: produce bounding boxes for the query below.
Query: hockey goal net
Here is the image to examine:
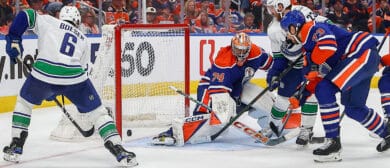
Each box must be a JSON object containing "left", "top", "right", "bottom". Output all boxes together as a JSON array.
[
  {"left": 50, "top": 24, "right": 190, "bottom": 140},
  {"left": 111, "top": 24, "right": 190, "bottom": 136}
]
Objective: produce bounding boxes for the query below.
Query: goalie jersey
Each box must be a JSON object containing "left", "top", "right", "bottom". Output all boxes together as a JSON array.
[
  {"left": 9, "top": 9, "right": 90, "bottom": 85},
  {"left": 195, "top": 44, "right": 272, "bottom": 113}
]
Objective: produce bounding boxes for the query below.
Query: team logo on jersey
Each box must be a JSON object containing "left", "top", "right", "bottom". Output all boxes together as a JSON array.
[
  {"left": 89, "top": 95, "right": 94, "bottom": 101},
  {"left": 312, "top": 28, "right": 325, "bottom": 42}
]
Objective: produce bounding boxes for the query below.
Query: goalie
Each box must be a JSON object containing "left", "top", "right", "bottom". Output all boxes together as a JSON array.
[{"left": 152, "top": 32, "right": 275, "bottom": 146}]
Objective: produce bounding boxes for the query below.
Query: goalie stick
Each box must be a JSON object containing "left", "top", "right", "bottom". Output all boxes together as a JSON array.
[
  {"left": 170, "top": 86, "right": 320, "bottom": 146},
  {"left": 17, "top": 58, "right": 95, "bottom": 137},
  {"left": 210, "top": 54, "right": 305, "bottom": 141}
]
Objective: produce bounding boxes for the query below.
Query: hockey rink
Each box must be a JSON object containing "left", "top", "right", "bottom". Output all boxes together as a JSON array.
[{"left": 1, "top": 89, "right": 390, "bottom": 168}]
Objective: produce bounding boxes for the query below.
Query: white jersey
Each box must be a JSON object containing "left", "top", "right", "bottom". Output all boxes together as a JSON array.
[
  {"left": 267, "top": 5, "right": 328, "bottom": 54},
  {"left": 24, "top": 9, "right": 90, "bottom": 85}
]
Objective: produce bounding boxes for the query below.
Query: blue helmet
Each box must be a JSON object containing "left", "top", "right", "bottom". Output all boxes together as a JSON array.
[{"left": 280, "top": 10, "right": 305, "bottom": 33}]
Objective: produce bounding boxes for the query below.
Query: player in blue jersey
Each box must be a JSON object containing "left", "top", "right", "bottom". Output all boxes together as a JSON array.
[
  {"left": 151, "top": 32, "right": 275, "bottom": 146},
  {"left": 280, "top": 10, "right": 390, "bottom": 162},
  {"left": 379, "top": 54, "right": 390, "bottom": 121},
  {"left": 2, "top": 6, "right": 137, "bottom": 166}
]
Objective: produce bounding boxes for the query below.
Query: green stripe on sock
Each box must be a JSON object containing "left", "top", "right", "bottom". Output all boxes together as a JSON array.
[
  {"left": 302, "top": 103, "right": 318, "bottom": 114},
  {"left": 12, "top": 115, "right": 31, "bottom": 128},
  {"left": 99, "top": 123, "right": 118, "bottom": 138},
  {"left": 271, "top": 107, "right": 287, "bottom": 119}
]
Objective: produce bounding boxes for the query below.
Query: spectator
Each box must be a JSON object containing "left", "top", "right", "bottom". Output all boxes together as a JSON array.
[
  {"left": 27, "top": 0, "right": 44, "bottom": 14},
  {"left": 198, "top": 0, "right": 215, "bottom": 14},
  {"left": 44, "top": 1, "right": 63, "bottom": 18},
  {"left": 104, "top": 0, "right": 129, "bottom": 24},
  {"left": 79, "top": 8, "right": 100, "bottom": 34},
  {"left": 0, "top": 0, "right": 13, "bottom": 26},
  {"left": 0, "top": 13, "right": 13, "bottom": 35},
  {"left": 376, "top": 0, "right": 390, "bottom": 33},
  {"left": 236, "top": 12, "right": 261, "bottom": 33},
  {"left": 303, "top": 0, "right": 322, "bottom": 15},
  {"left": 192, "top": 11, "right": 217, "bottom": 33},
  {"left": 214, "top": 0, "right": 243, "bottom": 32},
  {"left": 156, "top": 5, "right": 175, "bottom": 24},
  {"left": 126, "top": 0, "right": 139, "bottom": 23},
  {"left": 344, "top": 0, "right": 370, "bottom": 32},
  {"left": 326, "top": 0, "right": 352, "bottom": 30},
  {"left": 146, "top": 6, "right": 158, "bottom": 24},
  {"left": 104, "top": 0, "right": 127, "bottom": 12},
  {"left": 183, "top": 0, "right": 200, "bottom": 25}
]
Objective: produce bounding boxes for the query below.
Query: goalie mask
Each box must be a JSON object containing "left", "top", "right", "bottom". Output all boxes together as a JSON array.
[
  {"left": 231, "top": 32, "right": 252, "bottom": 62},
  {"left": 59, "top": 6, "right": 81, "bottom": 27}
]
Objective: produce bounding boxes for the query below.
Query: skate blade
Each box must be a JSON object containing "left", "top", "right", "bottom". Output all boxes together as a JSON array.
[
  {"left": 313, "top": 152, "right": 342, "bottom": 163},
  {"left": 3, "top": 153, "right": 21, "bottom": 163},
  {"left": 369, "top": 132, "right": 381, "bottom": 139},
  {"left": 120, "top": 157, "right": 139, "bottom": 167}
]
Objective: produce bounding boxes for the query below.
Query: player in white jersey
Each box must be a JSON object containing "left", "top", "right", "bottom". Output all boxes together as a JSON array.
[
  {"left": 263, "top": 0, "right": 328, "bottom": 146},
  {"left": 2, "top": 6, "right": 138, "bottom": 166}
]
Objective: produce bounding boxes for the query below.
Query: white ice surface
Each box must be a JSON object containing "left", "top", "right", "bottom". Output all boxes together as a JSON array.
[{"left": 1, "top": 89, "right": 390, "bottom": 168}]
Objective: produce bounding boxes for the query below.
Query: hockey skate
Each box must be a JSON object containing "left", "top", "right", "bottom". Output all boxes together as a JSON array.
[
  {"left": 296, "top": 127, "right": 313, "bottom": 147},
  {"left": 151, "top": 128, "right": 176, "bottom": 146},
  {"left": 3, "top": 131, "right": 28, "bottom": 163},
  {"left": 377, "top": 120, "right": 390, "bottom": 152},
  {"left": 313, "top": 137, "right": 342, "bottom": 162},
  {"left": 104, "top": 141, "right": 138, "bottom": 167}
]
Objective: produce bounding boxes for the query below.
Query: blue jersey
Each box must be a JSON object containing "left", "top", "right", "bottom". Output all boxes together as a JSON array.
[
  {"left": 301, "top": 21, "right": 378, "bottom": 68},
  {"left": 194, "top": 44, "right": 272, "bottom": 114}
]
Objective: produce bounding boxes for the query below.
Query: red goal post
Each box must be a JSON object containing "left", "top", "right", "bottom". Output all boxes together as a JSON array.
[{"left": 112, "top": 24, "right": 191, "bottom": 136}]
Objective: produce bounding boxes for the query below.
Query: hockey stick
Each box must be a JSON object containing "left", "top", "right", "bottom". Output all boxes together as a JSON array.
[
  {"left": 210, "top": 54, "right": 305, "bottom": 141},
  {"left": 169, "top": 86, "right": 271, "bottom": 144},
  {"left": 17, "top": 58, "right": 95, "bottom": 137}
]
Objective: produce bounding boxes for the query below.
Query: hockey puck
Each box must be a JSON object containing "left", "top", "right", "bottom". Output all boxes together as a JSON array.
[{"left": 127, "top": 129, "right": 132, "bottom": 136}]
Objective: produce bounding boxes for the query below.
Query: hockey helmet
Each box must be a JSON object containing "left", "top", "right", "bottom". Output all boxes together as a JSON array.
[
  {"left": 281, "top": 10, "right": 305, "bottom": 35},
  {"left": 231, "top": 32, "right": 252, "bottom": 61},
  {"left": 274, "top": 0, "right": 291, "bottom": 14},
  {"left": 59, "top": 6, "right": 81, "bottom": 27}
]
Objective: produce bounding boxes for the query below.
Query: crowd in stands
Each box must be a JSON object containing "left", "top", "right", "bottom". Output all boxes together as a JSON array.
[{"left": 1, "top": 0, "right": 390, "bottom": 35}]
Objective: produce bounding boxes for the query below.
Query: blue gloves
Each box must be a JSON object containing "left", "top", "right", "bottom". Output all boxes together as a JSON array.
[
  {"left": 5, "top": 34, "right": 24, "bottom": 64},
  {"left": 266, "top": 69, "right": 280, "bottom": 91}
]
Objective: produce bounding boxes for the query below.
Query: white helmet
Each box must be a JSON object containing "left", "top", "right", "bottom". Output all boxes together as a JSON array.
[
  {"left": 274, "top": 0, "right": 291, "bottom": 14},
  {"left": 59, "top": 6, "right": 81, "bottom": 27}
]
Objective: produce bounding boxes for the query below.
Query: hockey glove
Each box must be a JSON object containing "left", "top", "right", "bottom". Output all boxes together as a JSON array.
[
  {"left": 381, "top": 54, "right": 390, "bottom": 66},
  {"left": 266, "top": 69, "right": 280, "bottom": 91},
  {"left": 5, "top": 34, "right": 24, "bottom": 64}
]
